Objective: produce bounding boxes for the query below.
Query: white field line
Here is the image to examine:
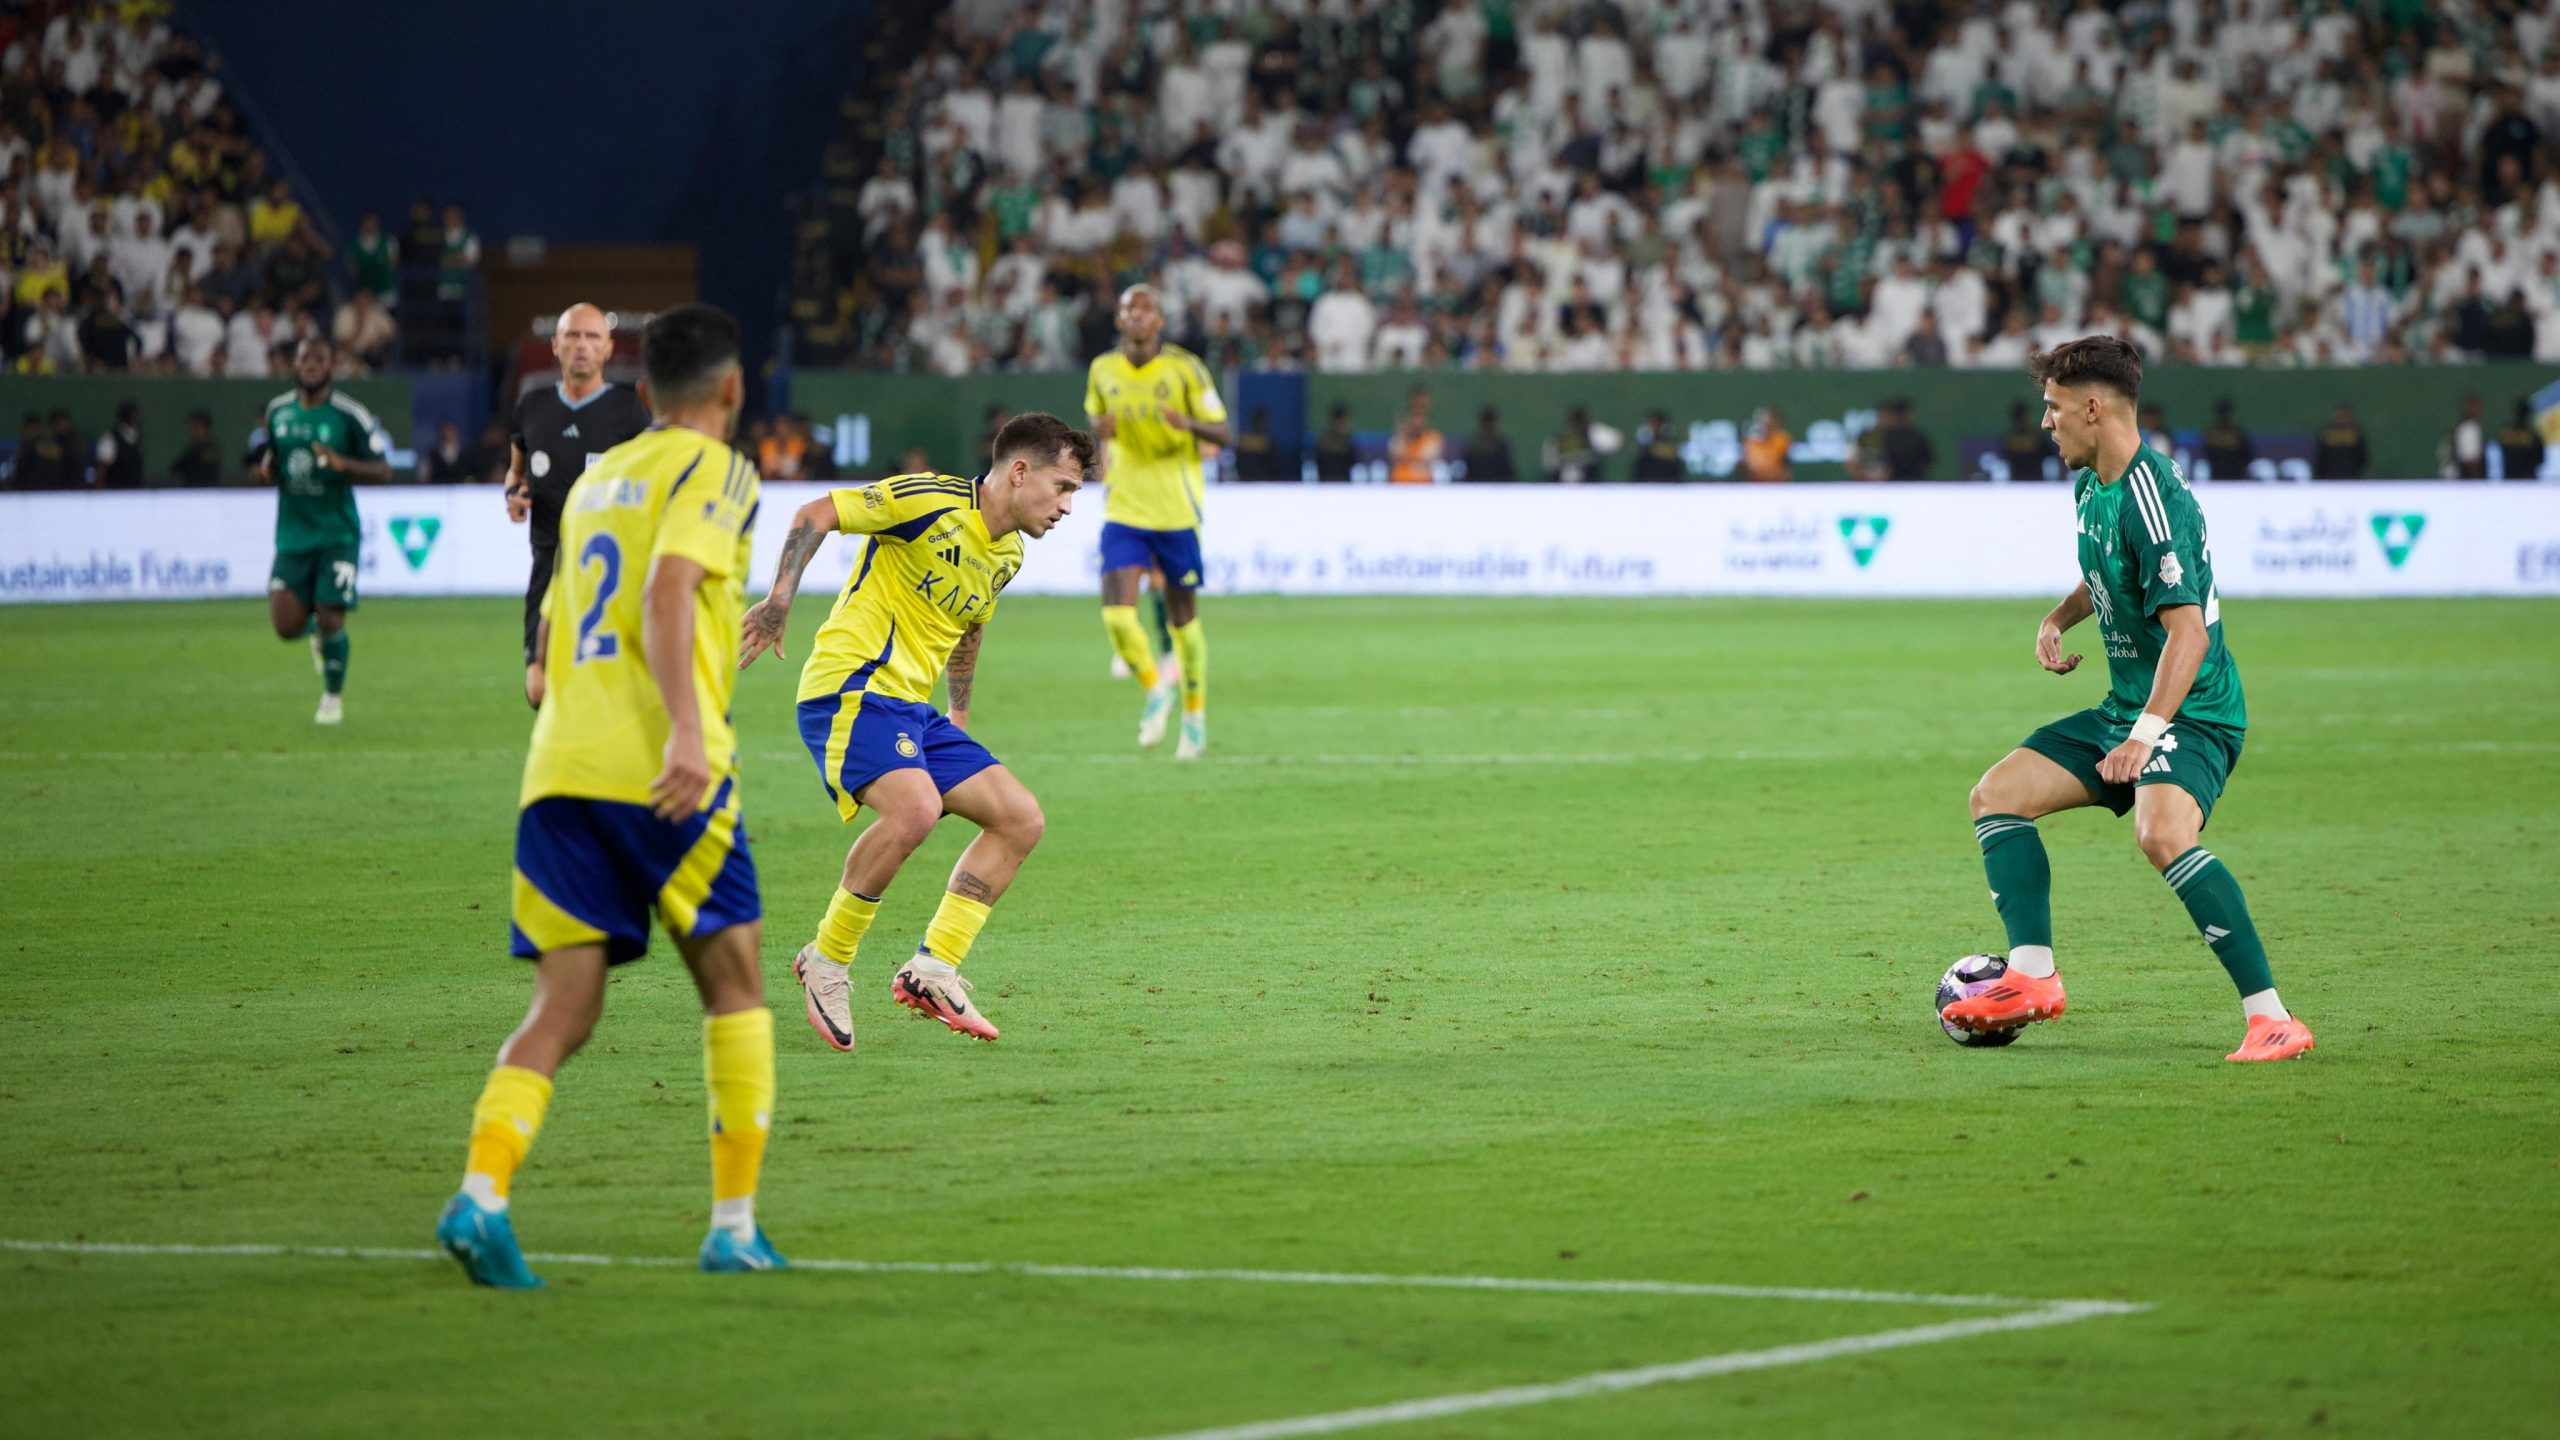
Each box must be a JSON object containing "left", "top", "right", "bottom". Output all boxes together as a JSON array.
[
  {"left": 1125, "top": 1300, "right": 2147, "bottom": 1440},
  {"left": 5, "top": 1238, "right": 2147, "bottom": 1439},
  {"left": 0, "top": 1238, "right": 2084, "bottom": 1308}
]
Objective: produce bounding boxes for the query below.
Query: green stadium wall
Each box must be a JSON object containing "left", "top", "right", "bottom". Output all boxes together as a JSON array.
[
  {"left": 791, "top": 367, "right": 2559, "bottom": 483},
  {"left": 1, "top": 375, "right": 415, "bottom": 484}
]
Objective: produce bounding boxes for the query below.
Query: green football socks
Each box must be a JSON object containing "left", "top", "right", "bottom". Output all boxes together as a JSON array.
[
  {"left": 319, "top": 629, "right": 350, "bottom": 696},
  {"left": 2164, "top": 847, "right": 2276, "bottom": 997},
  {"left": 1975, "top": 813, "right": 2053, "bottom": 955}
]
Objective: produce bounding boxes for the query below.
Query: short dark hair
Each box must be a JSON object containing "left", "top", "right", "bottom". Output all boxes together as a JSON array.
[
  {"left": 2028, "top": 334, "right": 2143, "bottom": 399},
  {"left": 642, "top": 303, "right": 741, "bottom": 407},
  {"left": 990, "top": 411, "right": 1095, "bottom": 475},
  {"left": 116, "top": 399, "right": 140, "bottom": 422}
]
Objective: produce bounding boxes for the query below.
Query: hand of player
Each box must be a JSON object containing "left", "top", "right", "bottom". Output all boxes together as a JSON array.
[
  {"left": 310, "top": 442, "right": 343, "bottom": 472},
  {"left": 1157, "top": 406, "right": 1192, "bottom": 434},
  {"left": 252, "top": 453, "right": 273, "bottom": 483},
  {"left": 650, "top": 731, "right": 712, "bottom": 821},
  {"left": 2036, "top": 624, "right": 2081, "bottom": 675},
  {"left": 2097, "top": 737, "right": 2152, "bottom": 785},
  {"left": 737, "top": 599, "right": 789, "bottom": 669},
  {"left": 505, "top": 483, "right": 530, "bottom": 523}
]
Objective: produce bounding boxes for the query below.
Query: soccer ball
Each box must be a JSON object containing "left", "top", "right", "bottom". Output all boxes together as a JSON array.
[{"left": 1935, "top": 953, "right": 2022, "bottom": 1048}]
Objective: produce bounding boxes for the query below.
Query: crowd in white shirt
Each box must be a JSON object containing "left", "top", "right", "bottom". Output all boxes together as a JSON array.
[{"left": 809, "top": 0, "right": 2560, "bottom": 376}]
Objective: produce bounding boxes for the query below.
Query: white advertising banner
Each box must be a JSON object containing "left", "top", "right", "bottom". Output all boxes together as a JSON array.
[{"left": 4, "top": 482, "right": 2557, "bottom": 603}]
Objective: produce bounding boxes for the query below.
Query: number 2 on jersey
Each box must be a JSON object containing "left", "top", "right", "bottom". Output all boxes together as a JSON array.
[{"left": 574, "top": 533, "right": 622, "bottom": 664}]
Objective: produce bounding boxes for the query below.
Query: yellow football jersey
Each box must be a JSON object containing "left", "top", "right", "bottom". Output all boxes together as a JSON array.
[
  {"left": 1084, "top": 343, "right": 1225, "bottom": 531},
  {"left": 796, "top": 473, "right": 1024, "bottom": 706},
  {"left": 522, "top": 426, "right": 760, "bottom": 808}
]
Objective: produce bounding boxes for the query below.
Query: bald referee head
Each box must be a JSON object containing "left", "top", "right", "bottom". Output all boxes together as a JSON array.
[{"left": 552, "top": 303, "right": 612, "bottom": 397}]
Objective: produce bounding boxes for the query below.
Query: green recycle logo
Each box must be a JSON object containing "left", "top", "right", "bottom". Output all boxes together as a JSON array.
[
  {"left": 388, "top": 516, "right": 442, "bottom": 571},
  {"left": 1837, "top": 515, "right": 1891, "bottom": 568},
  {"left": 2369, "top": 513, "right": 2425, "bottom": 569}
]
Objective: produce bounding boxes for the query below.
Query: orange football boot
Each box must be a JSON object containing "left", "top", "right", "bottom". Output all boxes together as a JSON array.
[
  {"left": 1938, "top": 968, "right": 2067, "bottom": 1033},
  {"left": 2225, "top": 1015, "right": 2315, "bottom": 1062}
]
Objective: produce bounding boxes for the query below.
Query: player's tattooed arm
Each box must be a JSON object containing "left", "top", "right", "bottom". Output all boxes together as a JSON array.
[
  {"left": 946, "top": 624, "right": 983, "bottom": 725},
  {"left": 950, "top": 871, "right": 996, "bottom": 904},
  {"left": 739, "top": 496, "right": 839, "bottom": 669}
]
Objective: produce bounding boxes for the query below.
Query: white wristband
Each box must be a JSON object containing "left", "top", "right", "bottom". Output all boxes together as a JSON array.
[{"left": 2129, "top": 713, "right": 2171, "bottom": 746}]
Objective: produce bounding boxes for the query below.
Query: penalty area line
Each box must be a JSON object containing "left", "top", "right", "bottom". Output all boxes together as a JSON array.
[{"left": 1121, "top": 1300, "right": 2149, "bottom": 1440}]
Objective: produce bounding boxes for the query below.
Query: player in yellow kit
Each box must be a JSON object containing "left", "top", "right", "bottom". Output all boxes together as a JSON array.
[
  {"left": 436, "top": 305, "right": 786, "bottom": 1288},
  {"left": 740, "top": 412, "right": 1092, "bottom": 1051},
  {"left": 1086, "top": 285, "right": 1227, "bottom": 759}
]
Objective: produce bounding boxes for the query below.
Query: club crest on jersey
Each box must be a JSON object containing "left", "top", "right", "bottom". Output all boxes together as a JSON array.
[
  {"left": 895, "top": 732, "right": 920, "bottom": 759},
  {"left": 861, "top": 487, "right": 886, "bottom": 509},
  {"left": 2159, "top": 552, "right": 2183, "bottom": 587}
]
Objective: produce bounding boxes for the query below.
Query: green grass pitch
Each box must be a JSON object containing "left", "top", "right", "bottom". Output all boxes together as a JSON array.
[{"left": 3, "top": 594, "right": 2555, "bottom": 1439}]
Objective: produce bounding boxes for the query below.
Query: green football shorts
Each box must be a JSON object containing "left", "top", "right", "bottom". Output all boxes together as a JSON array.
[
  {"left": 269, "top": 544, "right": 362, "bottom": 610},
  {"left": 2021, "top": 707, "right": 2243, "bottom": 825}
]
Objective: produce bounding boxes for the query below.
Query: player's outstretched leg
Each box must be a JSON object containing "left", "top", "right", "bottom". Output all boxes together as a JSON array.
[
  {"left": 891, "top": 766, "right": 1042, "bottom": 1041},
  {"left": 1943, "top": 749, "right": 2091, "bottom": 1033},
  {"left": 2134, "top": 787, "right": 2313, "bottom": 1062},
  {"left": 438, "top": 946, "right": 606, "bottom": 1289},
  {"left": 681, "top": 921, "right": 787, "bottom": 1271},
  {"left": 793, "top": 773, "right": 942, "bottom": 1051}
]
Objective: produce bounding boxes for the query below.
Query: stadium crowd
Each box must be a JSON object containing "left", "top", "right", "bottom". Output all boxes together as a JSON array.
[
  {"left": 0, "top": 3, "right": 486, "bottom": 378},
  {"left": 794, "top": 0, "right": 2560, "bottom": 377}
]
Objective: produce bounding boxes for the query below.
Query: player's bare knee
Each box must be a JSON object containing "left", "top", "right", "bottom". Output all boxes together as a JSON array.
[
  {"left": 1006, "top": 796, "right": 1046, "bottom": 852},
  {"left": 876, "top": 800, "right": 940, "bottom": 851},
  {"left": 1967, "top": 775, "right": 2007, "bottom": 820},
  {"left": 315, "top": 610, "right": 346, "bottom": 637},
  {"left": 2135, "top": 818, "right": 2194, "bottom": 871}
]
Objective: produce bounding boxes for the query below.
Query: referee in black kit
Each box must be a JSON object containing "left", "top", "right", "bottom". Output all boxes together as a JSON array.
[{"left": 504, "top": 302, "right": 651, "bottom": 707}]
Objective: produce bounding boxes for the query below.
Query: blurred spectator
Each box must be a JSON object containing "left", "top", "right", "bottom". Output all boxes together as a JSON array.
[
  {"left": 10, "top": 409, "right": 78, "bottom": 489},
  {"left": 1855, "top": 398, "right": 1936, "bottom": 481},
  {"left": 2313, "top": 405, "right": 2370, "bottom": 480},
  {"left": 1545, "top": 405, "right": 1617, "bottom": 484},
  {"left": 167, "top": 284, "right": 225, "bottom": 376},
  {"left": 2494, "top": 397, "right": 2548, "bottom": 481},
  {"left": 224, "top": 299, "right": 287, "bottom": 377},
  {"left": 75, "top": 280, "right": 139, "bottom": 370},
  {"left": 418, "top": 420, "right": 474, "bottom": 483},
  {"left": 349, "top": 211, "right": 399, "bottom": 308},
  {"left": 170, "top": 410, "right": 223, "bottom": 487},
  {"left": 22, "top": 288, "right": 81, "bottom": 371},
  {"left": 1630, "top": 408, "right": 1685, "bottom": 481},
  {"left": 2444, "top": 394, "right": 2490, "bottom": 480},
  {"left": 1310, "top": 402, "right": 1355, "bottom": 482},
  {"left": 436, "top": 204, "right": 480, "bottom": 302},
  {"left": 759, "top": 413, "right": 813, "bottom": 480},
  {"left": 1741, "top": 407, "right": 1791, "bottom": 483},
  {"left": 1231, "top": 405, "right": 1285, "bottom": 481},
  {"left": 91, "top": 399, "right": 143, "bottom": 489},
  {"left": 2197, "top": 399, "right": 2254, "bottom": 482},
  {"left": 331, "top": 288, "right": 397, "bottom": 372},
  {"left": 1998, "top": 401, "right": 2053, "bottom": 483},
  {"left": 1386, "top": 385, "right": 1441, "bottom": 484},
  {"left": 247, "top": 180, "right": 301, "bottom": 249},
  {"left": 1458, "top": 407, "right": 1517, "bottom": 482}
]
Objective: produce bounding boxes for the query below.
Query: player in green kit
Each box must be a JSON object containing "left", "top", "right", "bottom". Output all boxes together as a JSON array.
[
  {"left": 258, "top": 337, "right": 391, "bottom": 724},
  {"left": 1943, "top": 335, "right": 2314, "bottom": 1062}
]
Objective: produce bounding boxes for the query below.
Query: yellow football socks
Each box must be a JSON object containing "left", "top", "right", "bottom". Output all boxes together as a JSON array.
[
  {"left": 922, "top": 891, "right": 993, "bottom": 967},
  {"left": 463, "top": 1064, "right": 553, "bottom": 1204},
  {"left": 813, "top": 887, "right": 880, "bottom": 965},
  {"left": 1171, "top": 618, "right": 1207, "bottom": 713},
  {"left": 1102, "top": 605, "right": 1160, "bottom": 689},
  {"left": 703, "top": 1008, "right": 774, "bottom": 1219}
]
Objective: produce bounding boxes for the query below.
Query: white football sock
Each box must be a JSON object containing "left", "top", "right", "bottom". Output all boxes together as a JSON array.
[
  {"left": 2241, "top": 988, "right": 2290, "bottom": 1022},
  {"left": 461, "top": 1173, "right": 507, "bottom": 1212},
  {"left": 2006, "top": 944, "right": 2056, "bottom": 979},
  {"left": 712, "top": 1196, "right": 756, "bottom": 1241}
]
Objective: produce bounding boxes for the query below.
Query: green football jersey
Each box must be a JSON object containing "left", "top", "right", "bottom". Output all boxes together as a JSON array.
[
  {"left": 265, "top": 389, "right": 385, "bottom": 552},
  {"left": 2072, "top": 444, "right": 2247, "bottom": 731}
]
